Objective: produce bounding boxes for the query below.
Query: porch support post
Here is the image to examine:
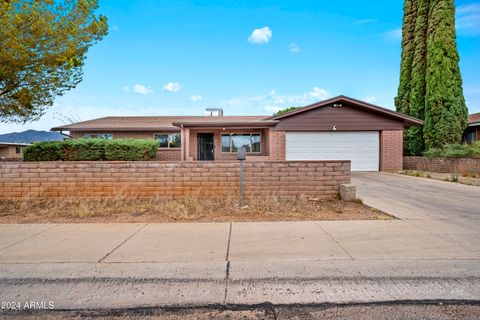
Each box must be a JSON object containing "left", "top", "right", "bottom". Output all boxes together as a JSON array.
[
  {"left": 185, "top": 128, "right": 190, "bottom": 160},
  {"left": 180, "top": 127, "right": 186, "bottom": 161}
]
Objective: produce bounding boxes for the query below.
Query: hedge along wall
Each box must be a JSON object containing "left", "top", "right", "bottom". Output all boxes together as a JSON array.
[
  {"left": 403, "top": 156, "right": 480, "bottom": 174},
  {"left": 0, "top": 161, "right": 350, "bottom": 200}
]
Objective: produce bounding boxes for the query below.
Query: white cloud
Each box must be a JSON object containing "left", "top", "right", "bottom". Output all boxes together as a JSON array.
[
  {"left": 383, "top": 28, "right": 402, "bottom": 40},
  {"left": 220, "top": 87, "right": 331, "bottom": 114},
  {"left": 308, "top": 87, "right": 330, "bottom": 100},
  {"left": 191, "top": 95, "right": 202, "bottom": 102},
  {"left": 133, "top": 84, "right": 154, "bottom": 95},
  {"left": 162, "top": 82, "right": 182, "bottom": 93},
  {"left": 354, "top": 19, "right": 377, "bottom": 25},
  {"left": 264, "top": 105, "right": 283, "bottom": 113},
  {"left": 365, "top": 96, "right": 376, "bottom": 103},
  {"left": 289, "top": 43, "right": 300, "bottom": 53},
  {"left": 456, "top": 4, "right": 480, "bottom": 35},
  {"left": 248, "top": 26, "right": 272, "bottom": 44}
]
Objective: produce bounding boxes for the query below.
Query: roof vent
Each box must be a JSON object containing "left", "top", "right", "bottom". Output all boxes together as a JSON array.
[{"left": 205, "top": 108, "right": 224, "bottom": 116}]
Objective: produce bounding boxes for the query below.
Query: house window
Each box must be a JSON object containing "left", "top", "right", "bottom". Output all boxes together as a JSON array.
[
  {"left": 154, "top": 133, "right": 181, "bottom": 148},
  {"left": 84, "top": 133, "right": 113, "bottom": 140},
  {"left": 221, "top": 133, "right": 261, "bottom": 153},
  {"left": 15, "top": 147, "right": 23, "bottom": 154}
]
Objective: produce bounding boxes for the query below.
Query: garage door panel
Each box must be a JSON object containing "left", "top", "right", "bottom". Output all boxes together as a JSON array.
[{"left": 286, "top": 132, "right": 379, "bottom": 171}]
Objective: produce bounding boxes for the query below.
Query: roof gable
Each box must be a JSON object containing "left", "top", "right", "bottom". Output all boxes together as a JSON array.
[{"left": 272, "top": 95, "right": 423, "bottom": 126}]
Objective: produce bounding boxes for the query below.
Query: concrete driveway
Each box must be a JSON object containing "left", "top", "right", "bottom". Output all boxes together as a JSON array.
[{"left": 352, "top": 172, "right": 480, "bottom": 220}]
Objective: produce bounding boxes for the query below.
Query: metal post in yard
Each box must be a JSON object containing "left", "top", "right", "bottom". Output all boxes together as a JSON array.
[
  {"left": 240, "top": 158, "right": 244, "bottom": 205},
  {"left": 237, "top": 148, "right": 246, "bottom": 205}
]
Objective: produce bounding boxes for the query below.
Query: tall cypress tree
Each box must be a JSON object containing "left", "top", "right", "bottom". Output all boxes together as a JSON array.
[
  {"left": 395, "top": 0, "right": 417, "bottom": 115},
  {"left": 423, "top": 0, "right": 468, "bottom": 149},
  {"left": 406, "top": 0, "right": 430, "bottom": 155}
]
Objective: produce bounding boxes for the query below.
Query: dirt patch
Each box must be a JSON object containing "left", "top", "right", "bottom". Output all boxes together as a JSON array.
[
  {"left": 400, "top": 170, "right": 480, "bottom": 186},
  {"left": 0, "top": 197, "right": 392, "bottom": 223}
]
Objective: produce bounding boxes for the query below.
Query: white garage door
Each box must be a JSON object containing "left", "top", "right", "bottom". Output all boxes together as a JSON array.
[{"left": 286, "top": 132, "right": 380, "bottom": 171}]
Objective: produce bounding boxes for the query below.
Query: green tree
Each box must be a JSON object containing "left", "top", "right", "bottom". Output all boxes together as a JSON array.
[
  {"left": 423, "top": 0, "right": 468, "bottom": 149},
  {"left": 0, "top": 0, "right": 108, "bottom": 123},
  {"left": 274, "top": 106, "right": 302, "bottom": 116},
  {"left": 395, "top": 0, "right": 417, "bottom": 115},
  {"left": 406, "top": 0, "right": 430, "bottom": 155}
]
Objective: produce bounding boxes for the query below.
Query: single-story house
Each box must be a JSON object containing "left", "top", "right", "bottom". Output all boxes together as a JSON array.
[
  {"left": 51, "top": 95, "right": 422, "bottom": 171},
  {"left": 0, "top": 142, "right": 31, "bottom": 160},
  {"left": 464, "top": 112, "right": 480, "bottom": 143}
]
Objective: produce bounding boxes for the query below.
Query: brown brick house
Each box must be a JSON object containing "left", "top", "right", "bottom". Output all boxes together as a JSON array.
[
  {"left": 51, "top": 96, "right": 422, "bottom": 171},
  {"left": 465, "top": 112, "right": 480, "bottom": 143}
]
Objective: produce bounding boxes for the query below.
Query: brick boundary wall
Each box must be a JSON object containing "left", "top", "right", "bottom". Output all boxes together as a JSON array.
[
  {"left": 403, "top": 156, "right": 480, "bottom": 174},
  {"left": 0, "top": 161, "right": 350, "bottom": 200}
]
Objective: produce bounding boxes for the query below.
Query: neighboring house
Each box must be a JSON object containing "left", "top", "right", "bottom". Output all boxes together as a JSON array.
[
  {"left": 51, "top": 95, "right": 422, "bottom": 171},
  {"left": 0, "top": 142, "right": 31, "bottom": 160},
  {"left": 465, "top": 112, "right": 480, "bottom": 143}
]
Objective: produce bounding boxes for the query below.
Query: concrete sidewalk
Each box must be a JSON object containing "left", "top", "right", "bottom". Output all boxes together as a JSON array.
[{"left": 0, "top": 220, "right": 479, "bottom": 309}]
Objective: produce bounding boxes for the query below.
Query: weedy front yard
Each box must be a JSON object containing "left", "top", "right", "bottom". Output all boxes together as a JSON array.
[
  {"left": 400, "top": 170, "right": 480, "bottom": 186},
  {"left": 0, "top": 197, "right": 392, "bottom": 223}
]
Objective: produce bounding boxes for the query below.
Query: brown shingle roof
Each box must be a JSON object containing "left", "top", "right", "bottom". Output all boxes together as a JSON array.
[
  {"left": 51, "top": 116, "right": 271, "bottom": 131},
  {"left": 468, "top": 112, "right": 480, "bottom": 124}
]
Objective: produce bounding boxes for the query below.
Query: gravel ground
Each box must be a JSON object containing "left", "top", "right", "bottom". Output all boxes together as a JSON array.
[{"left": 2, "top": 303, "right": 479, "bottom": 320}]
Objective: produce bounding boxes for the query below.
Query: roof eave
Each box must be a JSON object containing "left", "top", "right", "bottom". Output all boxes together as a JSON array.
[
  {"left": 172, "top": 121, "right": 279, "bottom": 128},
  {"left": 51, "top": 127, "right": 179, "bottom": 132}
]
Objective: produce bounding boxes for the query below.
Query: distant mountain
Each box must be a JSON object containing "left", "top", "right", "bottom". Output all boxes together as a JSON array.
[{"left": 0, "top": 130, "right": 67, "bottom": 144}]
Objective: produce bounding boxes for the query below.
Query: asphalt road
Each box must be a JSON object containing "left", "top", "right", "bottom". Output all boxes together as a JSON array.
[
  {"left": 352, "top": 172, "right": 480, "bottom": 220},
  {"left": 2, "top": 303, "right": 479, "bottom": 319}
]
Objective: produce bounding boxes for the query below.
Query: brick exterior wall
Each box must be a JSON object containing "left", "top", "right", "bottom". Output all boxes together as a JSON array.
[
  {"left": 156, "top": 149, "right": 182, "bottom": 161},
  {"left": 0, "top": 161, "right": 350, "bottom": 200},
  {"left": 380, "top": 130, "right": 403, "bottom": 171},
  {"left": 403, "top": 156, "right": 480, "bottom": 174},
  {"left": 269, "top": 130, "right": 286, "bottom": 160}
]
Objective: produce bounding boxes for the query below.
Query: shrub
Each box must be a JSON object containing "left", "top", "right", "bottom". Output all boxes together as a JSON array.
[
  {"left": 23, "top": 142, "right": 63, "bottom": 161},
  {"left": 23, "top": 139, "right": 159, "bottom": 161},
  {"left": 104, "top": 139, "right": 158, "bottom": 161},
  {"left": 442, "top": 144, "right": 469, "bottom": 158},
  {"left": 62, "top": 139, "right": 106, "bottom": 161},
  {"left": 423, "top": 142, "right": 480, "bottom": 159}
]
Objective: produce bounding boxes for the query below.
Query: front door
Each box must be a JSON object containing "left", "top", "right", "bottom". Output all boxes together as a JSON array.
[{"left": 197, "top": 133, "right": 215, "bottom": 161}]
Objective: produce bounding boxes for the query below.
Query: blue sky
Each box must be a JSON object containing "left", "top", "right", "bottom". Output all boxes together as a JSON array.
[{"left": 3, "top": 0, "right": 480, "bottom": 134}]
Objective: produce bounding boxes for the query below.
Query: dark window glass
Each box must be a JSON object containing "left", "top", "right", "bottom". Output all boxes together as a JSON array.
[
  {"left": 222, "top": 133, "right": 261, "bottom": 153},
  {"left": 155, "top": 134, "right": 169, "bottom": 148},
  {"left": 84, "top": 133, "right": 113, "bottom": 140},
  {"left": 169, "top": 133, "right": 181, "bottom": 148},
  {"left": 221, "top": 135, "right": 231, "bottom": 152},
  {"left": 251, "top": 134, "right": 261, "bottom": 152}
]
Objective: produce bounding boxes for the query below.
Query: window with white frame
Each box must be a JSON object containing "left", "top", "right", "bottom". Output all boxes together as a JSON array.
[
  {"left": 154, "top": 133, "right": 181, "bottom": 148},
  {"left": 221, "top": 133, "right": 261, "bottom": 153},
  {"left": 84, "top": 133, "right": 113, "bottom": 140}
]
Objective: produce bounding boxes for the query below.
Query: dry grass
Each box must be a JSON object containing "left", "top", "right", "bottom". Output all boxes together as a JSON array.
[
  {"left": 400, "top": 170, "right": 480, "bottom": 186},
  {"left": 0, "top": 196, "right": 392, "bottom": 223}
]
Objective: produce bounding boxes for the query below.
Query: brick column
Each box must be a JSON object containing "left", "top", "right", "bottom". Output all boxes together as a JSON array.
[
  {"left": 268, "top": 130, "right": 286, "bottom": 160},
  {"left": 380, "top": 130, "right": 403, "bottom": 171}
]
